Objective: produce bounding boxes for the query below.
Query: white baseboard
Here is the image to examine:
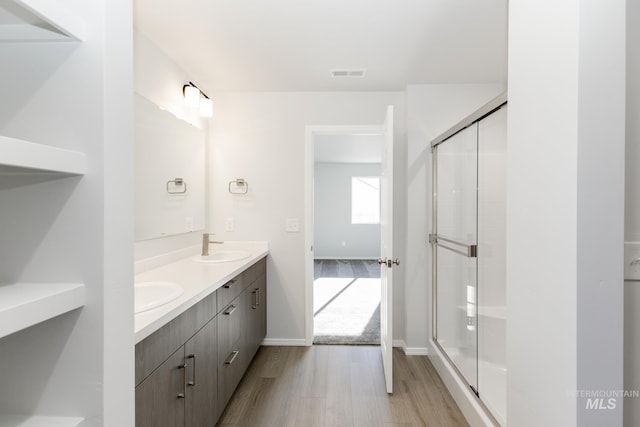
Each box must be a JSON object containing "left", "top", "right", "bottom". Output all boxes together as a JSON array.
[
  {"left": 403, "top": 346, "right": 431, "bottom": 356},
  {"left": 394, "top": 339, "right": 431, "bottom": 356},
  {"left": 261, "top": 338, "right": 307, "bottom": 347},
  {"left": 261, "top": 338, "right": 430, "bottom": 352}
]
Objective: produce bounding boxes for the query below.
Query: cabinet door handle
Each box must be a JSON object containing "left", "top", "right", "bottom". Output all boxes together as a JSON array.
[
  {"left": 225, "top": 350, "right": 239, "bottom": 365},
  {"left": 252, "top": 289, "right": 258, "bottom": 309},
  {"left": 223, "top": 304, "right": 238, "bottom": 315},
  {"left": 223, "top": 279, "right": 238, "bottom": 289},
  {"left": 177, "top": 363, "right": 187, "bottom": 398},
  {"left": 187, "top": 354, "right": 196, "bottom": 386}
]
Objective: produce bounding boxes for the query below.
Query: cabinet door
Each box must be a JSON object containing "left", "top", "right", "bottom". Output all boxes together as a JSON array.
[
  {"left": 185, "top": 317, "right": 218, "bottom": 427},
  {"left": 136, "top": 348, "right": 185, "bottom": 427}
]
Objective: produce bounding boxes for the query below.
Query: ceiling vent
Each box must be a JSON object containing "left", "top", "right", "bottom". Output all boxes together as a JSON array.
[{"left": 330, "top": 69, "right": 366, "bottom": 78}]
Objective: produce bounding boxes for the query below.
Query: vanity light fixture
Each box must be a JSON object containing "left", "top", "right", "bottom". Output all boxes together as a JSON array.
[
  {"left": 182, "top": 81, "right": 213, "bottom": 117},
  {"left": 199, "top": 97, "right": 213, "bottom": 118}
]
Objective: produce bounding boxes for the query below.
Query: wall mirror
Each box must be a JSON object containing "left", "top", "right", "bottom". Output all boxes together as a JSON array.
[{"left": 134, "top": 92, "right": 206, "bottom": 241}]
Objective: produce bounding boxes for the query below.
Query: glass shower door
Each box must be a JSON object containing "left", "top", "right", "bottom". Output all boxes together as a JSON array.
[{"left": 433, "top": 123, "right": 478, "bottom": 393}]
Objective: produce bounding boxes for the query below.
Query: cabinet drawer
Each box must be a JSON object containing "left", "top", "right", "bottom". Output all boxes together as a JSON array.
[
  {"left": 218, "top": 346, "right": 245, "bottom": 411},
  {"left": 216, "top": 275, "right": 246, "bottom": 313},
  {"left": 217, "top": 296, "right": 245, "bottom": 359},
  {"left": 245, "top": 258, "right": 266, "bottom": 286},
  {"left": 215, "top": 258, "right": 266, "bottom": 313}
]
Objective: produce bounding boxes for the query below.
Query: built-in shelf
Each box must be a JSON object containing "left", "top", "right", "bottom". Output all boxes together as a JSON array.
[
  {"left": 0, "top": 415, "right": 84, "bottom": 427},
  {"left": 0, "top": 0, "right": 85, "bottom": 42},
  {"left": 0, "top": 282, "right": 85, "bottom": 339},
  {"left": 0, "top": 136, "right": 86, "bottom": 175}
]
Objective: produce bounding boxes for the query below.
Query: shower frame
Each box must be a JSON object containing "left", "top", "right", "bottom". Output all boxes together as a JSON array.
[{"left": 429, "top": 92, "right": 507, "bottom": 427}]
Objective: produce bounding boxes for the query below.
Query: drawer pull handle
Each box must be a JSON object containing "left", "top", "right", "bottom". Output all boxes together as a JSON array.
[
  {"left": 223, "top": 279, "right": 238, "bottom": 289},
  {"left": 177, "top": 363, "right": 187, "bottom": 398},
  {"left": 252, "top": 289, "right": 258, "bottom": 309},
  {"left": 225, "top": 350, "right": 239, "bottom": 365},
  {"left": 223, "top": 304, "right": 238, "bottom": 315},
  {"left": 187, "top": 354, "right": 196, "bottom": 386}
]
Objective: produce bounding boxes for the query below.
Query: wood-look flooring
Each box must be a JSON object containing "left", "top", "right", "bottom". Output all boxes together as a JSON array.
[{"left": 217, "top": 345, "right": 469, "bottom": 427}]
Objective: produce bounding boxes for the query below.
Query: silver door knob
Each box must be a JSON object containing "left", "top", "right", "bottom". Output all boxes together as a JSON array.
[
  {"left": 377, "top": 258, "right": 387, "bottom": 265},
  {"left": 385, "top": 258, "right": 401, "bottom": 268}
]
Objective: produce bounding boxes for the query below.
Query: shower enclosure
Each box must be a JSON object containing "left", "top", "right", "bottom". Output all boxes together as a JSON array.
[{"left": 430, "top": 94, "right": 507, "bottom": 426}]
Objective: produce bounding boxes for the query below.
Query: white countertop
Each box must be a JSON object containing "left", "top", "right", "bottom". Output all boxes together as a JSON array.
[{"left": 134, "top": 241, "right": 269, "bottom": 343}]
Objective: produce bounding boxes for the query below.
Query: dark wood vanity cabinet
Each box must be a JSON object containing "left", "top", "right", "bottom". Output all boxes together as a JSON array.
[
  {"left": 135, "top": 257, "right": 267, "bottom": 427},
  {"left": 217, "top": 260, "right": 267, "bottom": 412}
]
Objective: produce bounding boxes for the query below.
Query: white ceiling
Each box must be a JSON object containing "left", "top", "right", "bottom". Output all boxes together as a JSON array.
[
  {"left": 133, "top": 0, "right": 508, "bottom": 93},
  {"left": 314, "top": 134, "right": 382, "bottom": 164}
]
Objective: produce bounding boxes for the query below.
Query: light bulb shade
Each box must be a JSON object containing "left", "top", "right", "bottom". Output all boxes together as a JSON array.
[
  {"left": 199, "top": 97, "right": 213, "bottom": 117},
  {"left": 184, "top": 85, "right": 200, "bottom": 108}
]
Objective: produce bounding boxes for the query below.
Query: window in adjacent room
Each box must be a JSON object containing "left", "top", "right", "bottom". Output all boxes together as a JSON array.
[{"left": 351, "top": 176, "right": 380, "bottom": 224}]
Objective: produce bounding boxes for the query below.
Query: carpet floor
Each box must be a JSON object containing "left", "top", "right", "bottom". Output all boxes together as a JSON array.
[{"left": 313, "top": 260, "right": 381, "bottom": 345}]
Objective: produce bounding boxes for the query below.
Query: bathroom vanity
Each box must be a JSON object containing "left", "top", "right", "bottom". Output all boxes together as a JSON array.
[{"left": 134, "top": 242, "right": 268, "bottom": 427}]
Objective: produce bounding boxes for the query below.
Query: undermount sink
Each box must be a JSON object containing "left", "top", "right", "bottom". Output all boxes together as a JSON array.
[
  {"left": 135, "top": 281, "right": 184, "bottom": 314},
  {"left": 193, "top": 250, "right": 251, "bottom": 263}
]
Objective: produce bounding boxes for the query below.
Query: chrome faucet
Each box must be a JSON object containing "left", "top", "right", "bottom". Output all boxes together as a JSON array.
[{"left": 202, "top": 233, "right": 224, "bottom": 256}]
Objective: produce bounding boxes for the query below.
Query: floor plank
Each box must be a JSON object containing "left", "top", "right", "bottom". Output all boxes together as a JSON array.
[{"left": 217, "top": 346, "right": 469, "bottom": 427}]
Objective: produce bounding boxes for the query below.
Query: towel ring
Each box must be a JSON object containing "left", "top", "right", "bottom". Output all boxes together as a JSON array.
[
  {"left": 167, "top": 178, "right": 187, "bottom": 194},
  {"left": 228, "top": 178, "right": 248, "bottom": 195}
]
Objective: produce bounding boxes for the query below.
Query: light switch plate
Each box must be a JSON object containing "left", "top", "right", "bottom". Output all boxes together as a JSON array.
[
  {"left": 286, "top": 218, "right": 300, "bottom": 233},
  {"left": 624, "top": 242, "right": 640, "bottom": 281}
]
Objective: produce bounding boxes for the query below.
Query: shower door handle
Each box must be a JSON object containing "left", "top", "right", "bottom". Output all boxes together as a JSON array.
[
  {"left": 377, "top": 258, "right": 387, "bottom": 265},
  {"left": 429, "top": 234, "right": 477, "bottom": 258}
]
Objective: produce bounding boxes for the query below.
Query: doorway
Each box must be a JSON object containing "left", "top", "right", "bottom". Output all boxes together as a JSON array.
[
  {"left": 308, "top": 131, "right": 383, "bottom": 345},
  {"left": 305, "top": 106, "right": 395, "bottom": 393}
]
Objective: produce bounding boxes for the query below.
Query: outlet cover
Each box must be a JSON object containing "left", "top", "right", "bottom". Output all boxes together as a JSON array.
[
  {"left": 225, "top": 218, "right": 234, "bottom": 232},
  {"left": 286, "top": 218, "right": 300, "bottom": 233},
  {"left": 625, "top": 242, "right": 640, "bottom": 281}
]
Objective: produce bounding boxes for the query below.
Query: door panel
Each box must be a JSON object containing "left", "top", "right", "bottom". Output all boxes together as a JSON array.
[
  {"left": 380, "top": 105, "right": 394, "bottom": 394},
  {"left": 477, "top": 106, "right": 507, "bottom": 424},
  {"left": 434, "top": 123, "right": 479, "bottom": 392},
  {"left": 185, "top": 317, "right": 218, "bottom": 427},
  {"left": 135, "top": 348, "right": 185, "bottom": 427}
]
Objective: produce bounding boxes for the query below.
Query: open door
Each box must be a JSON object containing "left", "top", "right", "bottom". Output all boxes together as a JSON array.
[{"left": 379, "top": 105, "right": 395, "bottom": 394}]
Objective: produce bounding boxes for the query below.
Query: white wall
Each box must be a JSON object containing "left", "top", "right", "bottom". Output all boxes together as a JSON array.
[
  {"left": 208, "top": 91, "right": 406, "bottom": 342},
  {"left": 314, "top": 162, "right": 381, "bottom": 259},
  {"left": 104, "top": 2, "right": 135, "bottom": 425},
  {"left": 133, "top": 30, "right": 206, "bottom": 261},
  {"left": 508, "top": 2, "right": 625, "bottom": 427},
  {"left": 626, "top": 1, "right": 640, "bottom": 425},
  {"left": 405, "top": 83, "right": 505, "bottom": 354}
]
